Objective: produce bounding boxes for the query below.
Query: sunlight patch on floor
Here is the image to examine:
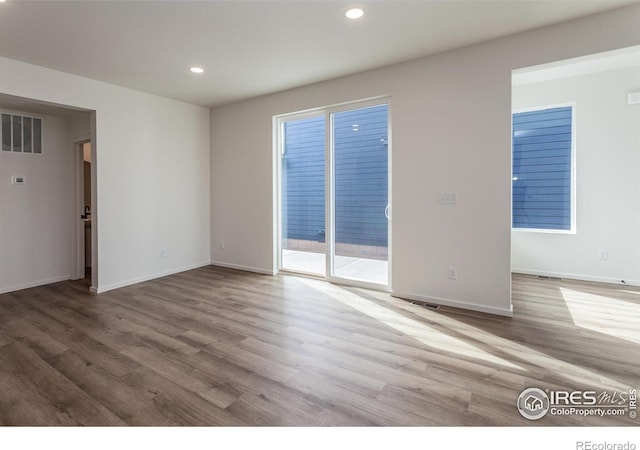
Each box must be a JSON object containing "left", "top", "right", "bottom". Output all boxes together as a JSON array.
[
  {"left": 296, "top": 277, "right": 632, "bottom": 391},
  {"left": 429, "top": 305, "right": 632, "bottom": 391},
  {"left": 560, "top": 287, "right": 640, "bottom": 345},
  {"left": 297, "top": 277, "right": 524, "bottom": 371}
]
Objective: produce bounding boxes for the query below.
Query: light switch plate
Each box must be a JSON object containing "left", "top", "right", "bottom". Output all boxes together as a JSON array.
[{"left": 439, "top": 192, "right": 457, "bottom": 205}]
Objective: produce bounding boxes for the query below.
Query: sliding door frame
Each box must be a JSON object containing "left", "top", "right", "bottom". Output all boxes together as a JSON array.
[
  {"left": 274, "top": 96, "right": 392, "bottom": 291},
  {"left": 274, "top": 109, "right": 327, "bottom": 278}
]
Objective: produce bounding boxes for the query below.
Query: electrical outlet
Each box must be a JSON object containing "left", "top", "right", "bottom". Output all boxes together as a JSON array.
[
  {"left": 598, "top": 250, "right": 608, "bottom": 261},
  {"left": 219, "top": 241, "right": 225, "bottom": 250},
  {"left": 448, "top": 266, "right": 458, "bottom": 280},
  {"left": 160, "top": 248, "right": 167, "bottom": 258}
]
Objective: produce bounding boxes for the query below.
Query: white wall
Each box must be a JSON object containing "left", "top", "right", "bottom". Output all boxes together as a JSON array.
[
  {"left": 70, "top": 112, "right": 91, "bottom": 143},
  {"left": 0, "top": 59, "right": 211, "bottom": 293},
  {"left": 210, "top": 4, "right": 640, "bottom": 316},
  {"left": 512, "top": 67, "right": 640, "bottom": 285},
  {"left": 0, "top": 114, "right": 73, "bottom": 293}
]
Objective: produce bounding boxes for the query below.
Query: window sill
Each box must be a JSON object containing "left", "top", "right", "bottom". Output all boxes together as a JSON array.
[{"left": 512, "top": 228, "right": 576, "bottom": 235}]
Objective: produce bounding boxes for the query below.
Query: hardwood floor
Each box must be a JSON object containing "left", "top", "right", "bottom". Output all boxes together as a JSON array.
[{"left": 0, "top": 266, "right": 637, "bottom": 426}]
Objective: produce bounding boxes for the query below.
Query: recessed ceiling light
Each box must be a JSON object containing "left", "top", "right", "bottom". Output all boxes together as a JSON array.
[
  {"left": 190, "top": 67, "right": 204, "bottom": 74},
  {"left": 345, "top": 8, "right": 364, "bottom": 20}
]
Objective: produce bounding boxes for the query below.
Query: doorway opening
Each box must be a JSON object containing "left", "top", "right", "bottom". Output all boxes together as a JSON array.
[
  {"left": 276, "top": 100, "right": 391, "bottom": 289},
  {"left": 0, "top": 93, "right": 95, "bottom": 295},
  {"left": 81, "top": 141, "right": 92, "bottom": 280},
  {"left": 73, "top": 135, "right": 96, "bottom": 291},
  {"left": 510, "top": 45, "right": 640, "bottom": 287}
]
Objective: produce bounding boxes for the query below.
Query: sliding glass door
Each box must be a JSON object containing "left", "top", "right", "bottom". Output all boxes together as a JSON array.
[
  {"left": 278, "top": 101, "right": 390, "bottom": 288},
  {"left": 280, "top": 114, "right": 326, "bottom": 276},
  {"left": 330, "top": 104, "right": 389, "bottom": 285}
]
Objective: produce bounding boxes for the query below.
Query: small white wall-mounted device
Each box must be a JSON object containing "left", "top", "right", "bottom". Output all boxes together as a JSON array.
[
  {"left": 438, "top": 192, "right": 457, "bottom": 205},
  {"left": 629, "top": 92, "right": 640, "bottom": 105},
  {"left": 11, "top": 176, "right": 26, "bottom": 185}
]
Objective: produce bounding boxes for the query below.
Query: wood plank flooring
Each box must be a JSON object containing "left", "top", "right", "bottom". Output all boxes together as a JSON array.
[{"left": 0, "top": 266, "right": 637, "bottom": 426}]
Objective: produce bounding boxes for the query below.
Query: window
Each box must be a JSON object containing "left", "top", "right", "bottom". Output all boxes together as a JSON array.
[
  {"left": 512, "top": 105, "right": 574, "bottom": 231},
  {"left": 1, "top": 113, "right": 43, "bottom": 154}
]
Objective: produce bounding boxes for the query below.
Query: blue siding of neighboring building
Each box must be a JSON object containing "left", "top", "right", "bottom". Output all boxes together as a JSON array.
[
  {"left": 282, "top": 116, "right": 326, "bottom": 243},
  {"left": 512, "top": 106, "right": 572, "bottom": 230},
  {"left": 334, "top": 105, "right": 388, "bottom": 247},
  {"left": 282, "top": 105, "right": 389, "bottom": 247}
]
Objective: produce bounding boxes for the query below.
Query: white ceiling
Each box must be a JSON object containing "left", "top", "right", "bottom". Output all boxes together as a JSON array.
[{"left": 0, "top": 0, "right": 638, "bottom": 107}]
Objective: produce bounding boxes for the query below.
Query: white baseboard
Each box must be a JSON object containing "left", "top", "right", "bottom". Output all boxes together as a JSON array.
[
  {"left": 210, "top": 261, "right": 276, "bottom": 276},
  {"left": 391, "top": 290, "right": 514, "bottom": 317},
  {"left": 94, "top": 261, "right": 211, "bottom": 294},
  {"left": 511, "top": 268, "right": 640, "bottom": 287},
  {"left": 0, "top": 275, "right": 71, "bottom": 295}
]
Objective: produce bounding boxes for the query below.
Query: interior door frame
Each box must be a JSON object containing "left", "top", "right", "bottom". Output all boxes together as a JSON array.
[
  {"left": 72, "top": 138, "right": 91, "bottom": 281},
  {"left": 274, "top": 96, "right": 392, "bottom": 291}
]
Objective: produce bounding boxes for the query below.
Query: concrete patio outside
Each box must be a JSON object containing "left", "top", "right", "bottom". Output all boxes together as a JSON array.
[{"left": 282, "top": 249, "right": 388, "bottom": 285}]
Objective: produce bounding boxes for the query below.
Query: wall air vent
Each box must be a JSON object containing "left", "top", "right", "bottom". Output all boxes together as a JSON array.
[
  {"left": 410, "top": 300, "right": 440, "bottom": 310},
  {"left": 1, "top": 113, "right": 43, "bottom": 154}
]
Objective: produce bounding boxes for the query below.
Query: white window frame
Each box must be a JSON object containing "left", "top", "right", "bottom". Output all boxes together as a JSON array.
[{"left": 512, "top": 102, "right": 577, "bottom": 234}]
